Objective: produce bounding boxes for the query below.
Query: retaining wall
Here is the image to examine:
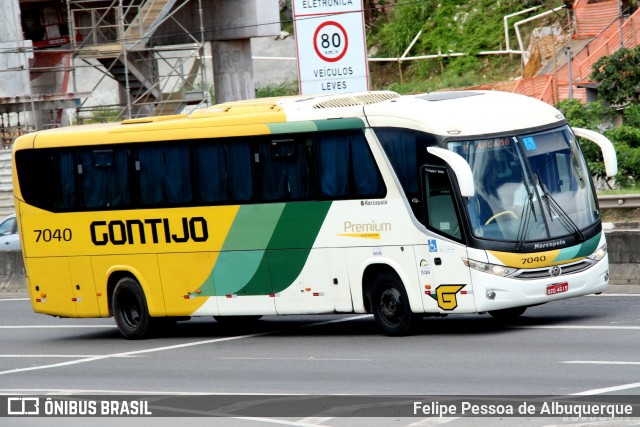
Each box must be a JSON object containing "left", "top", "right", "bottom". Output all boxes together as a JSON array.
[
  {"left": 605, "top": 228, "right": 640, "bottom": 286},
  {"left": 1, "top": 229, "right": 638, "bottom": 293}
]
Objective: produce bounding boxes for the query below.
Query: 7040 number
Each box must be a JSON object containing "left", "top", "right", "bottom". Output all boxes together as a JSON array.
[
  {"left": 34, "top": 228, "right": 72, "bottom": 242},
  {"left": 521, "top": 255, "right": 546, "bottom": 264}
]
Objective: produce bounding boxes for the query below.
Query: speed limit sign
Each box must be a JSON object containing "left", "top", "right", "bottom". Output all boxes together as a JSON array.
[
  {"left": 313, "top": 21, "right": 348, "bottom": 63},
  {"left": 293, "top": 0, "right": 370, "bottom": 94}
]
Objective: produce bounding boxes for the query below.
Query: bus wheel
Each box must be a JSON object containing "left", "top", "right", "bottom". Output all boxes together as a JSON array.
[
  {"left": 113, "top": 277, "right": 154, "bottom": 339},
  {"left": 371, "top": 273, "right": 418, "bottom": 336},
  {"left": 488, "top": 306, "right": 527, "bottom": 320}
]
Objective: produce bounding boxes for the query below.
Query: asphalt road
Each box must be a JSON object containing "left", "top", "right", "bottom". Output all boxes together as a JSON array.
[{"left": 0, "top": 286, "right": 639, "bottom": 427}]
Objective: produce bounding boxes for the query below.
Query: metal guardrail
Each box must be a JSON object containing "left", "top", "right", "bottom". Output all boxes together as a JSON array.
[{"left": 598, "top": 194, "right": 640, "bottom": 209}]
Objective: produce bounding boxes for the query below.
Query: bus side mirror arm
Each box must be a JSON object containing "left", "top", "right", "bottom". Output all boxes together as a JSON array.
[
  {"left": 572, "top": 127, "right": 618, "bottom": 177},
  {"left": 427, "top": 147, "right": 475, "bottom": 197}
]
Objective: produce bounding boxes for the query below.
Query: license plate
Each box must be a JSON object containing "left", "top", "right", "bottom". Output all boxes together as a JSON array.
[{"left": 546, "top": 282, "right": 568, "bottom": 295}]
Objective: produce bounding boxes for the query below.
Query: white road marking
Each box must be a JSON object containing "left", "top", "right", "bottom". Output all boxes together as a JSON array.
[
  {"left": 571, "top": 381, "right": 640, "bottom": 395},
  {"left": 212, "top": 357, "right": 371, "bottom": 362},
  {"left": 512, "top": 325, "right": 640, "bottom": 330},
  {"left": 0, "top": 354, "right": 135, "bottom": 358},
  {"left": 0, "top": 315, "right": 370, "bottom": 377},
  {"left": 0, "top": 298, "right": 30, "bottom": 301},
  {"left": 407, "top": 419, "right": 459, "bottom": 426},
  {"left": 589, "top": 293, "right": 640, "bottom": 297},
  {"left": 562, "top": 360, "right": 640, "bottom": 365},
  {"left": 233, "top": 417, "right": 333, "bottom": 427},
  {"left": 0, "top": 325, "right": 115, "bottom": 329},
  {"left": 298, "top": 417, "right": 335, "bottom": 425}
]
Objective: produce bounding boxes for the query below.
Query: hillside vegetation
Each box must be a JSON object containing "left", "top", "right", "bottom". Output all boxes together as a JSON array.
[{"left": 366, "top": 0, "right": 563, "bottom": 91}]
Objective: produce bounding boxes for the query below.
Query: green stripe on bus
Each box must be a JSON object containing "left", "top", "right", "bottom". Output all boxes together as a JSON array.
[
  {"left": 241, "top": 201, "right": 332, "bottom": 295},
  {"left": 211, "top": 250, "right": 269, "bottom": 296},
  {"left": 196, "top": 201, "right": 332, "bottom": 297},
  {"left": 221, "top": 204, "right": 285, "bottom": 251},
  {"left": 266, "top": 201, "right": 332, "bottom": 250},
  {"left": 556, "top": 233, "right": 601, "bottom": 261},
  {"left": 266, "top": 118, "right": 365, "bottom": 135},
  {"left": 314, "top": 118, "right": 365, "bottom": 131},
  {"left": 267, "top": 121, "right": 318, "bottom": 134},
  {"left": 196, "top": 204, "right": 285, "bottom": 296}
]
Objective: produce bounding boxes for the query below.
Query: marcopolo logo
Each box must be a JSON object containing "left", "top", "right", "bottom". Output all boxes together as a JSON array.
[
  {"left": 90, "top": 217, "right": 209, "bottom": 246},
  {"left": 533, "top": 239, "right": 566, "bottom": 250}
]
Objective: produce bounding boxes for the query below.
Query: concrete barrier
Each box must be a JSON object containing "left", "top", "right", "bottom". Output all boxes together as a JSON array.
[
  {"left": 0, "top": 229, "right": 637, "bottom": 293},
  {"left": 604, "top": 227, "right": 640, "bottom": 286},
  {"left": 0, "top": 251, "right": 25, "bottom": 292}
]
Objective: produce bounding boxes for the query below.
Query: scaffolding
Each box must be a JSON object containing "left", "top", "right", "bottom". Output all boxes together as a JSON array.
[{"left": 1, "top": 0, "right": 212, "bottom": 145}]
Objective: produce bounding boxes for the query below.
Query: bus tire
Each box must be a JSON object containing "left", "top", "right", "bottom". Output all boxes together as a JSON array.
[
  {"left": 488, "top": 306, "right": 527, "bottom": 320},
  {"left": 112, "top": 277, "right": 154, "bottom": 340},
  {"left": 371, "top": 273, "right": 418, "bottom": 336}
]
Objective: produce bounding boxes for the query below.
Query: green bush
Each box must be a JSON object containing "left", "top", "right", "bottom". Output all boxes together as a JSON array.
[
  {"left": 256, "top": 82, "right": 298, "bottom": 98},
  {"left": 368, "top": 0, "right": 553, "bottom": 86}
]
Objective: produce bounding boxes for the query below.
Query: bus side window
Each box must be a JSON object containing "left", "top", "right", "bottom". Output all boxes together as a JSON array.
[
  {"left": 316, "top": 130, "right": 385, "bottom": 199},
  {"left": 136, "top": 144, "right": 192, "bottom": 205},
  {"left": 56, "top": 151, "right": 77, "bottom": 209},
  {"left": 254, "top": 135, "right": 315, "bottom": 201},
  {"left": 376, "top": 128, "right": 438, "bottom": 223},
  {"left": 15, "top": 149, "right": 76, "bottom": 211},
  {"left": 78, "top": 148, "right": 130, "bottom": 208},
  {"left": 195, "top": 139, "right": 253, "bottom": 203}
]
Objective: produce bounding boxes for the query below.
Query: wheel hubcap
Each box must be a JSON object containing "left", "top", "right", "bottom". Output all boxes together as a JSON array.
[
  {"left": 121, "top": 292, "right": 141, "bottom": 327},
  {"left": 380, "top": 287, "right": 403, "bottom": 323}
]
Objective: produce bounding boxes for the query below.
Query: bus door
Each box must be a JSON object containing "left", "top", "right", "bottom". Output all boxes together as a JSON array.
[{"left": 419, "top": 166, "right": 474, "bottom": 314}]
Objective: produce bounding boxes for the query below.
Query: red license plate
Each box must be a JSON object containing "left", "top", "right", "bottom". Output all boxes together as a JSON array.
[{"left": 546, "top": 282, "right": 568, "bottom": 295}]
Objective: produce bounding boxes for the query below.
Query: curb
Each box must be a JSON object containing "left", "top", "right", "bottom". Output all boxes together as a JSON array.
[{"left": 603, "top": 222, "right": 640, "bottom": 230}]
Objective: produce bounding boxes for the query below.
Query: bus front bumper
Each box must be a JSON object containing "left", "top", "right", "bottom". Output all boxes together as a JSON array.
[{"left": 471, "top": 255, "right": 609, "bottom": 313}]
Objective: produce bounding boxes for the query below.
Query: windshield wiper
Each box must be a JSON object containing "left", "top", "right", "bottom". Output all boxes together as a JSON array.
[
  {"left": 516, "top": 195, "right": 532, "bottom": 252},
  {"left": 536, "top": 171, "right": 585, "bottom": 242},
  {"left": 515, "top": 173, "right": 540, "bottom": 251}
]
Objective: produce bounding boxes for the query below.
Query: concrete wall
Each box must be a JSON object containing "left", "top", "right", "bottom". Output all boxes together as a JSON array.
[
  {"left": 0, "top": 150, "right": 14, "bottom": 217},
  {"left": 0, "top": 0, "right": 32, "bottom": 100},
  {"left": 0, "top": 251, "right": 24, "bottom": 292},
  {"left": 1, "top": 229, "right": 637, "bottom": 293},
  {"left": 152, "top": 0, "right": 281, "bottom": 45},
  {"left": 606, "top": 229, "right": 640, "bottom": 286}
]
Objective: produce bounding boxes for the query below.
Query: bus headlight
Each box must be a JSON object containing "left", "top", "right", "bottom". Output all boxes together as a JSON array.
[
  {"left": 587, "top": 243, "right": 607, "bottom": 262},
  {"left": 462, "top": 258, "right": 517, "bottom": 277}
]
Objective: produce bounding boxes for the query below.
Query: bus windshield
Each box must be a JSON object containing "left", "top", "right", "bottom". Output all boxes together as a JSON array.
[{"left": 448, "top": 125, "right": 599, "bottom": 243}]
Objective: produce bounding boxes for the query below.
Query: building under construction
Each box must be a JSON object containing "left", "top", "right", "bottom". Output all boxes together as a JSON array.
[{"left": 0, "top": 0, "right": 281, "bottom": 147}]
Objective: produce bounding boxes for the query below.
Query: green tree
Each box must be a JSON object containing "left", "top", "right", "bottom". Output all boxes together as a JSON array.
[
  {"left": 557, "top": 99, "right": 609, "bottom": 180},
  {"left": 590, "top": 46, "right": 640, "bottom": 105},
  {"left": 558, "top": 99, "right": 640, "bottom": 187}
]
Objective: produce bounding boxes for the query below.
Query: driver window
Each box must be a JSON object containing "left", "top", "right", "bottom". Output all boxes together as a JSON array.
[{"left": 423, "top": 167, "right": 461, "bottom": 240}]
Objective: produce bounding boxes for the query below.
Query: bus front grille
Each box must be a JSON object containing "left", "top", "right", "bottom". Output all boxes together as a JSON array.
[{"left": 513, "top": 259, "right": 595, "bottom": 279}]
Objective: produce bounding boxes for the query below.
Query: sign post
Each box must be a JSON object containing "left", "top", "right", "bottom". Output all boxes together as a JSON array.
[{"left": 292, "top": 0, "right": 370, "bottom": 95}]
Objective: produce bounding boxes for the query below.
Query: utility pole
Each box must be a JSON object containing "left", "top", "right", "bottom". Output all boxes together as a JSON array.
[
  {"left": 618, "top": 0, "right": 624, "bottom": 47},
  {"left": 566, "top": 46, "right": 573, "bottom": 100}
]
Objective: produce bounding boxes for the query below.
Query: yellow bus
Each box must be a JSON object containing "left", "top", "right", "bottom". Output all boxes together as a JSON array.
[{"left": 12, "top": 90, "right": 617, "bottom": 339}]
